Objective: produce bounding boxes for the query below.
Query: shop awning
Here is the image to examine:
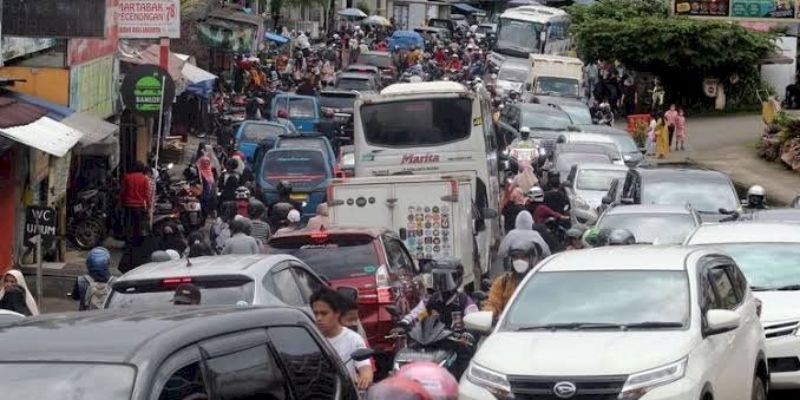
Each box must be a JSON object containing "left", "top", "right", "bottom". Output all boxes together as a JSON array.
[
  {"left": 452, "top": 3, "right": 484, "bottom": 13},
  {"left": 182, "top": 62, "right": 217, "bottom": 97},
  {"left": 0, "top": 116, "right": 83, "bottom": 157},
  {"left": 61, "top": 112, "right": 118, "bottom": 146}
]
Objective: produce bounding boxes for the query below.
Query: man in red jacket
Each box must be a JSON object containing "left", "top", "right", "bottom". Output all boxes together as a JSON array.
[{"left": 121, "top": 161, "right": 152, "bottom": 241}]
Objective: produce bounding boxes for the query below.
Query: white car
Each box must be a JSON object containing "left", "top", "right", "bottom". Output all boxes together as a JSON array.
[
  {"left": 460, "top": 246, "right": 768, "bottom": 400},
  {"left": 594, "top": 204, "right": 702, "bottom": 245},
  {"left": 495, "top": 60, "right": 529, "bottom": 97},
  {"left": 564, "top": 162, "right": 629, "bottom": 225},
  {"left": 685, "top": 222, "right": 800, "bottom": 389}
]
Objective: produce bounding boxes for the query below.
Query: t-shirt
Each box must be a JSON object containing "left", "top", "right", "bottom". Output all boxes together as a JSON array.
[{"left": 327, "top": 328, "right": 370, "bottom": 380}]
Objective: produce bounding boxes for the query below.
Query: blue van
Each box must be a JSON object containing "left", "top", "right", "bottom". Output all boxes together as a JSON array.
[
  {"left": 235, "top": 121, "right": 296, "bottom": 164},
  {"left": 274, "top": 136, "right": 337, "bottom": 172},
  {"left": 270, "top": 94, "right": 320, "bottom": 133},
  {"left": 258, "top": 148, "right": 332, "bottom": 218}
]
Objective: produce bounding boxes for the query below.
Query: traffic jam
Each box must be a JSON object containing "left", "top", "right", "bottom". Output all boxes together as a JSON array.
[{"left": 0, "top": 2, "right": 799, "bottom": 400}]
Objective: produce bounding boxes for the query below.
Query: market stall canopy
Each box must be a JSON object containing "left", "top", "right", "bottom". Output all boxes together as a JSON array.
[
  {"left": 361, "top": 15, "right": 392, "bottom": 26},
  {"left": 182, "top": 62, "right": 218, "bottom": 97},
  {"left": 265, "top": 32, "right": 290, "bottom": 44},
  {"left": 452, "top": 3, "right": 484, "bottom": 13},
  {"left": 338, "top": 8, "right": 368, "bottom": 18}
]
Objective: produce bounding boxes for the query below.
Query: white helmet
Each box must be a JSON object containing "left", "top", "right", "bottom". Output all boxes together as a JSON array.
[
  {"left": 527, "top": 186, "right": 545, "bottom": 202},
  {"left": 235, "top": 186, "right": 251, "bottom": 200},
  {"left": 747, "top": 185, "right": 766, "bottom": 206},
  {"left": 520, "top": 126, "right": 531, "bottom": 140}
]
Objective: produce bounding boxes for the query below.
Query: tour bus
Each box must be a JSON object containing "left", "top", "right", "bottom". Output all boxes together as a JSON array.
[
  {"left": 353, "top": 81, "right": 501, "bottom": 277},
  {"left": 488, "top": 5, "right": 571, "bottom": 69}
]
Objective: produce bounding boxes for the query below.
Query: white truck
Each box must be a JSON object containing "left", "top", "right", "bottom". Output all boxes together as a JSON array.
[
  {"left": 328, "top": 174, "right": 493, "bottom": 289},
  {"left": 525, "top": 54, "right": 584, "bottom": 100}
]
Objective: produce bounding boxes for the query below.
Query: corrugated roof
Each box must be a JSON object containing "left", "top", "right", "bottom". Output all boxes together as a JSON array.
[
  {"left": 0, "top": 96, "right": 47, "bottom": 128},
  {"left": 0, "top": 116, "right": 83, "bottom": 157},
  {"left": 208, "top": 6, "right": 264, "bottom": 26}
]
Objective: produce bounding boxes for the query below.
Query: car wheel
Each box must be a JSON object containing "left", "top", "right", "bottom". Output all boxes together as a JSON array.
[{"left": 751, "top": 373, "right": 767, "bottom": 400}]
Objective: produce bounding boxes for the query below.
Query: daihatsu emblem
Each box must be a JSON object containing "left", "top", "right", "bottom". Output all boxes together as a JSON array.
[{"left": 553, "top": 381, "right": 577, "bottom": 398}]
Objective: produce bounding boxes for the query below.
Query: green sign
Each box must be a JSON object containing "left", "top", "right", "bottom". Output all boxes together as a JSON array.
[{"left": 120, "top": 64, "right": 176, "bottom": 117}]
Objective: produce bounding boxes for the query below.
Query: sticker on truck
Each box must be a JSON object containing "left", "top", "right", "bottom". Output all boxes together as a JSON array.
[{"left": 403, "top": 203, "right": 454, "bottom": 260}]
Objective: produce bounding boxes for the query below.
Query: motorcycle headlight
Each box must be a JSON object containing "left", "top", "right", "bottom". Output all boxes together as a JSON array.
[
  {"left": 466, "top": 362, "right": 512, "bottom": 397},
  {"left": 619, "top": 357, "right": 687, "bottom": 399}
]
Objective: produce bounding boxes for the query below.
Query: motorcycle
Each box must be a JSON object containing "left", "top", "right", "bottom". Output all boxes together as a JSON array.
[{"left": 67, "top": 187, "right": 109, "bottom": 249}]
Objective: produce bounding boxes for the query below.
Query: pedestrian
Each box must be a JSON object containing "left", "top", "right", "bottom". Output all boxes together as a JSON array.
[
  {"left": 655, "top": 112, "right": 670, "bottom": 159},
  {"left": 222, "top": 218, "right": 260, "bottom": 255},
  {"left": 196, "top": 151, "right": 218, "bottom": 215},
  {"left": 0, "top": 270, "right": 39, "bottom": 315},
  {"left": 665, "top": 104, "right": 679, "bottom": 150},
  {"left": 306, "top": 203, "right": 329, "bottom": 230},
  {"left": 187, "top": 231, "right": 215, "bottom": 257},
  {"left": 0, "top": 285, "right": 32, "bottom": 316},
  {"left": 646, "top": 111, "right": 657, "bottom": 157},
  {"left": 275, "top": 209, "right": 302, "bottom": 235},
  {"left": 248, "top": 200, "right": 271, "bottom": 246},
  {"left": 71, "top": 247, "right": 115, "bottom": 311},
  {"left": 120, "top": 161, "right": 151, "bottom": 242},
  {"left": 219, "top": 159, "right": 241, "bottom": 205},
  {"left": 675, "top": 107, "right": 687, "bottom": 151},
  {"left": 311, "top": 288, "right": 374, "bottom": 390},
  {"left": 172, "top": 283, "right": 201, "bottom": 305},
  {"left": 212, "top": 201, "right": 237, "bottom": 253},
  {"left": 620, "top": 78, "right": 637, "bottom": 116}
]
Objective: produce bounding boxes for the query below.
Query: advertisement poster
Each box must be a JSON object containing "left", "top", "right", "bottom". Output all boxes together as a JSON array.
[
  {"left": 404, "top": 204, "right": 453, "bottom": 260},
  {"left": 118, "top": 0, "right": 180, "bottom": 39},
  {"left": 674, "top": 0, "right": 730, "bottom": 16},
  {"left": 731, "top": 0, "right": 795, "bottom": 17}
]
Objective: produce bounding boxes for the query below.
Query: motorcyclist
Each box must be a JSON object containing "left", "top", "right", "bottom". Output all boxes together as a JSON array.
[
  {"left": 234, "top": 186, "right": 251, "bottom": 217},
  {"left": 498, "top": 210, "right": 551, "bottom": 260},
  {"left": 485, "top": 235, "right": 543, "bottom": 317},
  {"left": 526, "top": 186, "right": 569, "bottom": 224},
  {"left": 267, "top": 180, "right": 302, "bottom": 232},
  {"left": 744, "top": 185, "right": 768, "bottom": 210},
  {"left": 565, "top": 227, "right": 586, "bottom": 250},
  {"left": 445, "top": 53, "right": 462, "bottom": 72},
  {"left": 366, "top": 375, "right": 431, "bottom": 400},
  {"left": 605, "top": 228, "right": 636, "bottom": 246},
  {"left": 509, "top": 126, "right": 534, "bottom": 149},
  {"left": 399, "top": 258, "right": 478, "bottom": 331}
]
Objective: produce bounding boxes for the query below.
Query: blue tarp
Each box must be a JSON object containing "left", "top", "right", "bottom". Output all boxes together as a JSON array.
[
  {"left": 452, "top": 3, "right": 484, "bottom": 13},
  {"left": 265, "top": 32, "right": 289, "bottom": 44},
  {"left": 7, "top": 91, "right": 73, "bottom": 121},
  {"left": 388, "top": 30, "right": 424, "bottom": 51}
]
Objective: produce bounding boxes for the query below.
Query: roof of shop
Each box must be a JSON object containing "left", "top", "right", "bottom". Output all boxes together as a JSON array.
[{"left": 0, "top": 96, "right": 46, "bottom": 128}]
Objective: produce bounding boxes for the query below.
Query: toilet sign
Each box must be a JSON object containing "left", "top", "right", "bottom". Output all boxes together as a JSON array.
[{"left": 25, "top": 206, "right": 56, "bottom": 247}]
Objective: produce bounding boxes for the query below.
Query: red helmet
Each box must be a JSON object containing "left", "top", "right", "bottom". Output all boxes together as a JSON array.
[
  {"left": 366, "top": 376, "right": 431, "bottom": 400},
  {"left": 398, "top": 362, "right": 459, "bottom": 400}
]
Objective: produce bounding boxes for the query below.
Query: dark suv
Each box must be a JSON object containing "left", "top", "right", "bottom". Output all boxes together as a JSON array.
[
  {"left": 269, "top": 227, "right": 422, "bottom": 371},
  {"left": 0, "top": 306, "right": 359, "bottom": 400}
]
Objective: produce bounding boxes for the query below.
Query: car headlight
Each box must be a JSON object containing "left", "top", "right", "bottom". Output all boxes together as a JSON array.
[
  {"left": 466, "top": 362, "right": 512, "bottom": 397},
  {"left": 623, "top": 154, "right": 632, "bottom": 161},
  {"left": 619, "top": 357, "right": 687, "bottom": 399},
  {"left": 573, "top": 196, "right": 591, "bottom": 211}
]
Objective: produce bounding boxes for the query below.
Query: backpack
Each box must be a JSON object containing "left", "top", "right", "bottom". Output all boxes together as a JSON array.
[{"left": 82, "top": 275, "right": 115, "bottom": 310}]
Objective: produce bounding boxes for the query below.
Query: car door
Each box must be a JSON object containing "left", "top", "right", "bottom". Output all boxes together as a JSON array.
[
  {"left": 382, "top": 236, "right": 421, "bottom": 313},
  {"left": 290, "top": 263, "right": 326, "bottom": 302},
  {"left": 266, "top": 263, "right": 307, "bottom": 307}
]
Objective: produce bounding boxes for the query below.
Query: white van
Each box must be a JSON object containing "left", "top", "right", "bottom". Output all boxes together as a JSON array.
[
  {"left": 353, "top": 81, "right": 502, "bottom": 275},
  {"left": 328, "top": 174, "right": 493, "bottom": 288},
  {"left": 525, "top": 54, "right": 584, "bottom": 100},
  {"left": 488, "top": 5, "right": 571, "bottom": 68}
]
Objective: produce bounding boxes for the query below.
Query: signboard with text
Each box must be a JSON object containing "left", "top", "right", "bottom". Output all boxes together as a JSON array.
[
  {"left": 118, "top": 0, "right": 181, "bottom": 38},
  {"left": 24, "top": 206, "right": 56, "bottom": 248},
  {"left": 120, "top": 64, "right": 176, "bottom": 117},
  {"left": 675, "top": 0, "right": 798, "bottom": 18}
]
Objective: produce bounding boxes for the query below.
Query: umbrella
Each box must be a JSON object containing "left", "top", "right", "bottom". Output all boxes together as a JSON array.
[
  {"left": 338, "top": 7, "right": 368, "bottom": 19},
  {"left": 361, "top": 15, "right": 391, "bottom": 26},
  {"left": 265, "top": 32, "right": 289, "bottom": 44}
]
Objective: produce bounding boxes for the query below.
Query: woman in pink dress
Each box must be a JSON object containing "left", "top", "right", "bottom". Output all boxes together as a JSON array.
[{"left": 675, "top": 108, "right": 687, "bottom": 151}]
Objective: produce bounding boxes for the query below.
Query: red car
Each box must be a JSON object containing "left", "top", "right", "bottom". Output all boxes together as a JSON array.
[{"left": 268, "top": 227, "right": 422, "bottom": 371}]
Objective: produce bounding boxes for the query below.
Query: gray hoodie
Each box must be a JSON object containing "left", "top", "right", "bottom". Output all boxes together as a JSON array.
[{"left": 498, "top": 211, "right": 551, "bottom": 259}]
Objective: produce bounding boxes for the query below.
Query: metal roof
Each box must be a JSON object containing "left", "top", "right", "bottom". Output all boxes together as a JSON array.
[{"left": 0, "top": 116, "right": 83, "bottom": 157}]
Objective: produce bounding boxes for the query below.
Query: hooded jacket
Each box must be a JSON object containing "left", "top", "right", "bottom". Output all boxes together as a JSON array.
[{"left": 498, "top": 211, "right": 551, "bottom": 259}]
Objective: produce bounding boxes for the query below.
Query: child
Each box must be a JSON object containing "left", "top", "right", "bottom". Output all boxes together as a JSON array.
[
  {"left": 645, "top": 112, "right": 657, "bottom": 157},
  {"left": 675, "top": 108, "right": 687, "bottom": 151}
]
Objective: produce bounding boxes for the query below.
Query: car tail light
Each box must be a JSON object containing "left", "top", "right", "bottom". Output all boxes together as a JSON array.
[
  {"left": 310, "top": 229, "right": 329, "bottom": 241},
  {"left": 162, "top": 277, "right": 192, "bottom": 285},
  {"left": 375, "top": 264, "right": 393, "bottom": 303}
]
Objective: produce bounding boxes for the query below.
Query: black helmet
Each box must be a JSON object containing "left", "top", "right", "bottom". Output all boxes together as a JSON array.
[
  {"left": 183, "top": 165, "right": 198, "bottom": 180},
  {"left": 277, "top": 180, "right": 293, "bottom": 197},
  {"left": 607, "top": 229, "right": 636, "bottom": 246},
  {"left": 430, "top": 258, "right": 463, "bottom": 294}
]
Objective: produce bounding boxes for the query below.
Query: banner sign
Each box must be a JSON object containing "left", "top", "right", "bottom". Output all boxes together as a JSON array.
[
  {"left": 120, "top": 64, "right": 176, "bottom": 117},
  {"left": 118, "top": 0, "right": 181, "bottom": 38},
  {"left": 24, "top": 206, "right": 56, "bottom": 248},
  {"left": 675, "top": 0, "right": 797, "bottom": 18}
]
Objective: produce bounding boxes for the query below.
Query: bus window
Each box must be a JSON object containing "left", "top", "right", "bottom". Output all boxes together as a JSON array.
[{"left": 360, "top": 98, "right": 472, "bottom": 147}]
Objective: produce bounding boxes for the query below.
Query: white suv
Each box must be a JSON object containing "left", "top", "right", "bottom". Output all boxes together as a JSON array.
[
  {"left": 686, "top": 222, "right": 800, "bottom": 390},
  {"left": 460, "top": 246, "right": 768, "bottom": 400}
]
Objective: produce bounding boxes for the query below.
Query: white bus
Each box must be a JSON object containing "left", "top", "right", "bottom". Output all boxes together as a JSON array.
[
  {"left": 353, "top": 81, "right": 501, "bottom": 277},
  {"left": 489, "top": 5, "right": 571, "bottom": 69}
]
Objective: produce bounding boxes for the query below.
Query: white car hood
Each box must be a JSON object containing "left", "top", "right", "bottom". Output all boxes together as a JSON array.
[
  {"left": 755, "top": 291, "right": 800, "bottom": 323},
  {"left": 575, "top": 189, "right": 607, "bottom": 209},
  {"left": 475, "top": 330, "right": 694, "bottom": 376}
]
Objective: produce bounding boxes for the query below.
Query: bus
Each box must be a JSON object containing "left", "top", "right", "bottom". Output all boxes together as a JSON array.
[
  {"left": 488, "top": 5, "right": 571, "bottom": 69},
  {"left": 353, "top": 81, "right": 501, "bottom": 277}
]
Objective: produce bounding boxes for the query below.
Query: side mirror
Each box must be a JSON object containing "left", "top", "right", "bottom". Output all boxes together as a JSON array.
[
  {"left": 464, "top": 310, "right": 494, "bottom": 334},
  {"left": 601, "top": 195, "right": 612, "bottom": 205},
  {"left": 335, "top": 171, "right": 346, "bottom": 179},
  {"left": 336, "top": 286, "right": 358, "bottom": 303},
  {"left": 704, "top": 309, "right": 740, "bottom": 336},
  {"left": 482, "top": 208, "right": 499, "bottom": 219},
  {"left": 350, "top": 348, "right": 375, "bottom": 362}
]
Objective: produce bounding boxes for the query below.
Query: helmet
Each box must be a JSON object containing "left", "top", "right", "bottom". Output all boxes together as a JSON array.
[
  {"left": 86, "top": 247, "right": 111, "bottom": 270},
  {"left": 277, "top": 180, "right": 293, "bottom": 197},
  {"left": 504, "top": 238, "right": 541, "bottom": 275},
  {"left": 606, "top": 229, "right": 636, "bottom": 246},
  {"left": 398, "top": 362, "right": 459, "bottom": 400},
  {"left": 235, "top": 186, "right": 251, "bottom": 200},
  {"left": 747, "top": 185, "right": 766, "bottom": 206},
  {"left": 527, "top": 186, "right": 545, "bottom": 202},
  {"left": 519, "top": 126, "right": 531, "bottom": 140},
  {"left": 183, "top": 165, "right": 198, "bottom": 180},
  {"left": 248, "top": 199, "right": 267, "bottom": 218},
  {"left": 430, "top": 258, "right": 464, "bottom": 294},
  {"left": 367, "top": 376, "right": 431, "bottom": 400}
]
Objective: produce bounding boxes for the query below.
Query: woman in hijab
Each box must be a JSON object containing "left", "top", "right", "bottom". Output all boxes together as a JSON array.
[
  {"left": 0, "top": 270, "right": 39, "bottom": 316},
  {"left": 196, "top": 155, "right": 217, "bottom": 217},
  {"left": 0, "top": 285, "right": 32, "bottom": 316}
]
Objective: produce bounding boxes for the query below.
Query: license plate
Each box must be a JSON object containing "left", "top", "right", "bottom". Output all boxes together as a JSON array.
[{"left": 290, "top": 193, "right": 308, "bottom": 201}]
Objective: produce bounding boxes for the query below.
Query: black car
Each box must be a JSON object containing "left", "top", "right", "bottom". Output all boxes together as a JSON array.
[
  {"left": 496, "top": 103, "right": 574, "bottom": 151},
  {"left": 603, "top": 167, "right": 740, "bottom": 222},
  {"left": 0, "top": 306, "right": 361, "bottom": 400},
  {"left": 574, "top": 124, "right": 644, "bottom": 167}
]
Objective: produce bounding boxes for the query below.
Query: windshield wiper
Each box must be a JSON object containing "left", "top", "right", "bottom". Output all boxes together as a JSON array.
[
  {"left": 515, "top": 322, "right": 624, "bottom": 331},
  {"left": 750, "top": 285, "right": 772, "bottom": 292},
  {"left": 623, "top": 321, "right": 684, "bottom": 329},
  {"left": 774, "top": 284, "right": 800, "bottom": 291}
]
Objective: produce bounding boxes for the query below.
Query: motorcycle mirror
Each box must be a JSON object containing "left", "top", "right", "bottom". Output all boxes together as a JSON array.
[
  {"left": 385, "top": 305, "right": 402, "bottom": 319},
  {"left": 349, "top": 348, "right": 375, "bottom": 363}
]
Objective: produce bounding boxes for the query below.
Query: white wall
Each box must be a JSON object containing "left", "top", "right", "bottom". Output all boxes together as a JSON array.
[{"left": 761, "top": 36, "right": 797, "bottom": 100}]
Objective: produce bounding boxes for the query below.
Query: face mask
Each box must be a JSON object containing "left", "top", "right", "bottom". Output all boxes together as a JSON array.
[{"left": 512, "top": 259, "right": 529, "bottom": 274}]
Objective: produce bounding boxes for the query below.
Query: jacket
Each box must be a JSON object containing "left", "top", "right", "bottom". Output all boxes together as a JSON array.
[
  {"left": 483, "top": 272, "right": 520, "bottom": 316},
  {"left": 498, "top": 211, "right": 551, "bottom": 259},
  {"left": 222, "top": 233, "right": 260, "bottom": 255},
  {"left": 121, "top": 172, "right": 151, "bottom": 208}
]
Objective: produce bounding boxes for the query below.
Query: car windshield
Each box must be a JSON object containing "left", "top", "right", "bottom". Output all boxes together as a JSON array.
[
  {"left": 262, "top": 150, "right": 328, "bottom": 188},
  {"left": 319, "top": 94, "right": 357, "bottom": 110},
  {"left": 498, "top": 67, "right": 527, "bottom": 83},
  {"left": 496, "top": 18, "right": 543, "bottom": 54},
  {"left": 556, "top": 153, "right": 612, "bottom": 172},
  {"left": 106, "top": 276, "right": 256, "bottom": 309},
  {"left": 641, "top": 177, "right": 738, "bottom": 213},
  {"left": 559, "top": 105, "right": 592, "bottom": 125},
  {"left": 504, "top": 270, "right": 689, "bottom": 329},
  {"left": 357, "top": 54, "right": 393, "bottom": 68},
  {"left": 337, "top": 78, "right": 372, "bottom": 91},
  {"left": 536, "top": 77, "right": 579, "bottom": 97},
  {"left": 0, "top": 363, "right": 134, "bottom": 400},
  {"left": 521, "top": 109, "right": 571, "bottom": 131},
  {"left": 607, "top": 134, "right": 639, "bottom": 153},
  {"left": 576, "top": 169, "right": 628, "bottom": 191},
  {"left": 240, "top": 123, "right": 286, "bottom": 142},
  {"left": 598, "top": 213, "right": 697, "bottom": 244},
  {"left": 360, "top": 98, "right": 471, "bottom": 147},
  {"left": 289, "top": 98, "right": 315, "bottom": 118},
  {"left": 711, "top": 244, "right": 800, "bottom": 289},
  {"left": 269, "top": 235, "right": 379, "bottom": 280}
]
